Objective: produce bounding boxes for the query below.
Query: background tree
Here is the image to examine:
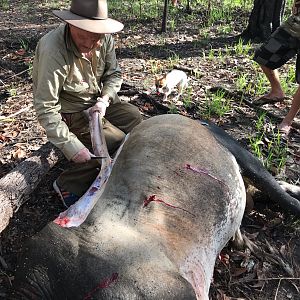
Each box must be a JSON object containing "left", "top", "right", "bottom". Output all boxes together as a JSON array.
[
  {"left": 161, "top": 0, "right": 191, "bottom": 32},
  {"left": 161, "top": 0, "right": 169, "bottom": 32},
  {"left": 242, "top": 0, "right": 286, "bottom": 41}
]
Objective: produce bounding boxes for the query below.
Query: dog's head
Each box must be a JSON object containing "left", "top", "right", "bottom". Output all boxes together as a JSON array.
[{"left": 155, "top": 74, "right": 167, "bottom": 94}]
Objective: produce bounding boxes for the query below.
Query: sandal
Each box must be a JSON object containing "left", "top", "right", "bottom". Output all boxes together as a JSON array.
[{"left": 253, "top": 96, "right": 286, "bottom": 106}]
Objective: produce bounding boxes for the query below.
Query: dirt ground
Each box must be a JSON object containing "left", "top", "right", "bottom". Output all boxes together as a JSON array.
[{"left": 0, "top": 1, "right": 300, "bottom": 299}]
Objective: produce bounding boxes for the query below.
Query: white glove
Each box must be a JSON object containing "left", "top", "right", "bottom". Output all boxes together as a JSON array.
[{"left": 89, "top": 97, "right": 110, "bottom": 118}]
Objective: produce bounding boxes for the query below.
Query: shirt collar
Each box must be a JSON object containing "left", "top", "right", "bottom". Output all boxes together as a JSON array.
[{"left": 65, "top": 24, "right": 82, "bottom": 58}]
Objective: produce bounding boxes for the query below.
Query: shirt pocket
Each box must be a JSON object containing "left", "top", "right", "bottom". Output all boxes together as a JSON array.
[
  {"left": 63, "top": 80, "right": 89, "bottom": 93},
  {"left": 64, "top": 64, "right": 90, "bottom": 93}
]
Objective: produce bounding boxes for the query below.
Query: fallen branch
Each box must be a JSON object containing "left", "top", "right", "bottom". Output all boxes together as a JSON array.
[
  {"left": 119, "top": 82, "right": 169, "bottom": 113},
  {"left": 173, "top": 64, "right": 203, "bottom": 77},
  {"left": 0, "top": 104, "right": 33, "bottom": 120},
  {"left": 140, "top": 92, "right": 170, "bottom": 113},
  {"left": 0, "top": 142, "right": 63, "bottom": 233}
]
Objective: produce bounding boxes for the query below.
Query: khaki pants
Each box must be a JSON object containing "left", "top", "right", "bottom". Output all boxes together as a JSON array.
[{"left": 57, "top": 102, "right": 142, "bottom": 196}]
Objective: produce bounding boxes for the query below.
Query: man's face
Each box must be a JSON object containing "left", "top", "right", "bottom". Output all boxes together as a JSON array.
[{"left": 69, "top": 25, "right": 104, "bottom": 53}]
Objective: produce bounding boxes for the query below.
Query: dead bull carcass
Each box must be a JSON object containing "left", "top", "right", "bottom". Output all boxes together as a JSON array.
[{"left": 13, "top": 115, "right": 246, "bottom": 300}]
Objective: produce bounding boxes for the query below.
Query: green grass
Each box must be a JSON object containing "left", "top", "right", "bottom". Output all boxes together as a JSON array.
[
  {"left": 207, "top": 8, "right": 233, "bottom": 26},
  {"left": 280, "top": 65, "right": 298, "bottom": 96},
  {"left": 168, "top": 19, "right": 176, "bottom": 32},
  {"left": 182, "top": 86, "right": 193, "bottom": 109},
  {"left": 248, "top": 114, "right": 289, "bottom": 174},
  {"left": 200, "top": 90, "right": 232, "bottom": 119},
  {"left": 168, "top": 104, "right": 179, "bottom": 114},
  {"left": 148, "top": 59, "right": 162, "bottom": 74},
  {"left": 233, "top": 38, "right": 253, "bottom": 56},
  {"left": 0, "top": 0, "right": 9, "bottom": 10},
  {"left": 217, "top": 24, "right": 234, "bottom": 35},
  {"left": 19, "top": 39, "right": 29, "bottom": 51},
  {"left": 166, "top": 53, "right": 180, "bottom": 69},
  {"left": 41, "top": 0, "right": 67, "bottom": 9},
  {"left": 107, "top": 0, "right": 256, "bottom": 25}
]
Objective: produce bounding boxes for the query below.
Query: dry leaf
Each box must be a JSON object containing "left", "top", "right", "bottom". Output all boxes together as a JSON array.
[
  {"left": 15, "top": 48, "right": 26, "bottom": 56},
  {"left": 219, "top": 253, "right": 230, "bottom": 265},
  {"left": 3, "top": 130, "right": 19, "bottom": 138},
  {"left": 13, "top": 148, "right": 26, "bottom": 160},
  {"left": 232, "top": 267, "right": 247, "bottom": 277},
  {"left": 0, "top": 134, "right": 8, "bottom": 141}
]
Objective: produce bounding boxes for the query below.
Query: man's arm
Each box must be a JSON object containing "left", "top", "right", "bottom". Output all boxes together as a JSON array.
[
  {"left": 33, "top": 42, "right": 86, "bottom": 161},
  {"left": 100, "top": 35, "right": 123, "bottom": 104}
]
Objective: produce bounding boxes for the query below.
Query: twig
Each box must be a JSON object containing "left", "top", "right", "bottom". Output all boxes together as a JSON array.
[
  {"left": 119, "top": 82, "right": 170, "bottom": 113},
  {"left": 0, "top": 270, "right": 12, "bottom": 286},
  {"left": 118, "top": 90, "right": 139, "bottom": 96},
  {"left": 140, "top": 111, "right": 152, "bottom": 119},
  {"left": 242, "top": 235, "right": 295, "bottom": 276},
  {"left": 0, "top": 68, "right": 32, "bottom": 88},
  {"left": 0, "top": 255, "right": 8, "bottom": 270},
  {"left": 5, "top": 66, "right": 33, "bottom": 81},
  {"left": 231, "top": 276, "right": 300, "bottom": 285},
  {"left": 0, "top": 104, "right": 33, "bottom": 120},
  {"left": 235, "top": 286, "right": 252, "bottom": 300},
  {"left": 274, "top": 278, "right": 282, "bottom": 300}
]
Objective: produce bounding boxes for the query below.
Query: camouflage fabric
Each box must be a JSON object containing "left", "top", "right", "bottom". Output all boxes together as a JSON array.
[{"left": 253, "top": 27, "right": 300, "bottom": 83}]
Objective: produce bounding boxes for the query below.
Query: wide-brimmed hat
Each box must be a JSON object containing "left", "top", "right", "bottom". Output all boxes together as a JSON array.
[{"left": 52, "top": 0, "right": 123, "bottom": 34}]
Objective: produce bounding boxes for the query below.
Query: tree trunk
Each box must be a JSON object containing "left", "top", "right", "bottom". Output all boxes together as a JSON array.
[
  {"left": 242, "top": 0, "right": 286, "bottom": 42},
  {"left": 161, "top": 0, "right": 169, "bottom": 33},
  {"left": 185, "top": 0, "right": 192, "bottom": 14},
  {"left": 0, "top": 142, "right": 63, "bottom": 233}
]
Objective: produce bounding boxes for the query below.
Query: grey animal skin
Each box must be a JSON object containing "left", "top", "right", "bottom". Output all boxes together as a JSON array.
[{"left": 13, "top": 115, "right": 246, "bottom": 300}]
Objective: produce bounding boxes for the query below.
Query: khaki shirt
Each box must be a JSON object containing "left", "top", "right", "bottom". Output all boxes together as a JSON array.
[{"left": 33, "top": 24, "right": 122, "bottom": 160}]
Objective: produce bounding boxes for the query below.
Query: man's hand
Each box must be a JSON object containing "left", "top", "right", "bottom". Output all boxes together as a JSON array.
[
  {"left": 71, "top": 147, "right": 91, "bottom": 163},
  {"left": 89, "top": 96, "right": 110, "bottom": 118}
]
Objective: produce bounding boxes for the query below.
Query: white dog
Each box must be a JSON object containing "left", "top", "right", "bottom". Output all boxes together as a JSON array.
[{"left": 155, "top": 70, "right": 188, "bottom": 102}]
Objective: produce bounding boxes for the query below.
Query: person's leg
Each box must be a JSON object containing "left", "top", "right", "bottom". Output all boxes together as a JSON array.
[
  {"left": 105, "top": 101, "right": 142, "bottom": 134},
  {"left": 278, "top": 85, "right": 300, "bottom": 133},
  {"left": 253, "top": 27, "right": 297, "bottom": 101},
  {"left": 260, "top": 65, "right": 285, "bottom": 99}
]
